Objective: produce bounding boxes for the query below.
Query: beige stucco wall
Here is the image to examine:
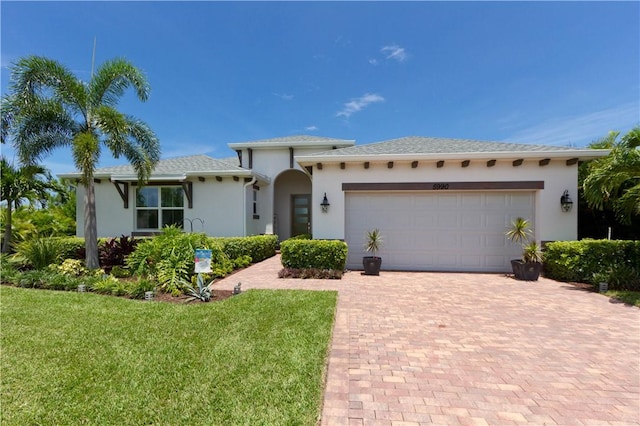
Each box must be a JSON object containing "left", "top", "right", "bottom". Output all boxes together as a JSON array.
[{"left": 76, "top": 178, "right": 247, "bottom": 238}]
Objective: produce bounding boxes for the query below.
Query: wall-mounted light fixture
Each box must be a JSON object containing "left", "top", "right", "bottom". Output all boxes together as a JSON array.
[
  {"left": 560, "top": 190, "right": 573, "bottom": 212},
  {"left": 320, "top": 193, "right": 330, "bottom": 213}
]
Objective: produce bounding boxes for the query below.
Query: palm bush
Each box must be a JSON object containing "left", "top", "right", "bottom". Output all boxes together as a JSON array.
[
  {"left": 15, "top": 237, "right": 63, "bottom": 269},
  {"left": 127, "top": 226, "right": 230, "bottom": 296}
]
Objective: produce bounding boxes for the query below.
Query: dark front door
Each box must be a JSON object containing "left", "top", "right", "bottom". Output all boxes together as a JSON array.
[{"left": 291, "top": 194, "right": 311, "bottom": 237}]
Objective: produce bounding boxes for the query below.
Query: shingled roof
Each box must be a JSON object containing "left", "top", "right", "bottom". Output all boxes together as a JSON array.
[
  {"left": 307, "top": 136, "right": 583, "bottom": 156},
  {"left": 228, "top": 134, "right": 354, "bottom": 149},
  {"left": 58, "top": 154, "right": 248, "bottom": 179},
  {"left": 296, "top": 136, "right": 607, "bottom": 162}
]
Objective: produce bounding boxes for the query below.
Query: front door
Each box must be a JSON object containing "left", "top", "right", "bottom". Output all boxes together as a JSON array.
[{"left": 291, "top": 194, "right": 311, "bottom": 237}]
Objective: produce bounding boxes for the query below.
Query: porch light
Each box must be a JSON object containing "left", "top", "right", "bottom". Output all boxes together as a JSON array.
[
  {"left": 320, "top": 193, "right": 330, "bottom": 213},
  {"left": 560, "top": 190, "right": 573, "bottom": 212}
]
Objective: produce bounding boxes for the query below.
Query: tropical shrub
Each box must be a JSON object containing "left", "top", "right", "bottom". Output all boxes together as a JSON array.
[
  {"left": 233, "top": 255, "right": 252, "bottom": 269},
  {"left": 99, "top": 235, "right": 138, "bottom": 271},
  {"left": 127, "top": 226, "right": 230, "bottom": 295},
  {"left": 544, "top": 239, "right": 640, "bottom": 290},
  {"left": 278, "top": 267, "right": 343, "bottom": 279},
  {"left": 50, "top": 259, "right": 87, "bottom": 277},
  {"left": 126, "top": 278, "right": 156, "bottom": 299},
  {"left": 14, "top": 237, "right": 64, "bottom": 269},
  {"left": 109, "top": 265, "right": 131, "bottom": 278},
  {"left": 280, "top": 239, "right": 348, "bottom": 272},
  {"left": 213, "top": 235, "right": 277, "bottom": 264}
]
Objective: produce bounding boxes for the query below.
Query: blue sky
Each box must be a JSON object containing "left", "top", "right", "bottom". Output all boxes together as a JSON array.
[{"left": 2, "top": 1, "right": 638, "bottom": 177}]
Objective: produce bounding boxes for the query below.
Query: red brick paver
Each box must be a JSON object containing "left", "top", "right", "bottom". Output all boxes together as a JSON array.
[{"left": 214, "top": 255, "right": 640, "bottom": 425}]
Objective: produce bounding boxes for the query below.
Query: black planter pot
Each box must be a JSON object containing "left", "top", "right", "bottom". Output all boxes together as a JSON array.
[
  {"left": 363, "top": 256, "right": 382, "bottom": 276},
  {"left": 510, "top": 259, "right": 542, "bottom": 281}
]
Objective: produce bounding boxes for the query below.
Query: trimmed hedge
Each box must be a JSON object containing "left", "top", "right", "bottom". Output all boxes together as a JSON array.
[
  {"left": 280, "top": 239, "right": 348, "bottom": 271},
  {"left": 212, "top": 235, "right": 278, "bottom": 263},
  {"left": 544, "top": 239, "right": 640, "bottom": 291}
]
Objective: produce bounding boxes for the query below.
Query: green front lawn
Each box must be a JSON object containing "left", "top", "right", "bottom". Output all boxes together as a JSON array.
[
  {"left": 1, "top": 286, "right": 337, "bottom": 425},
  {"left": 604, "top": 290, "right": 640, "bottom": 307}
]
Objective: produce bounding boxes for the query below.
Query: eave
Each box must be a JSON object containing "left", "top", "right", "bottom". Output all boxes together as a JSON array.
[{"left": 295, "top": 149, "right": 610, "bottom": 166}]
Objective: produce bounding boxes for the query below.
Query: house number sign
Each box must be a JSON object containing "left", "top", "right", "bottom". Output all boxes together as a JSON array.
[{"left": 432, "top": 183, "right": 450, "bottom": 190}]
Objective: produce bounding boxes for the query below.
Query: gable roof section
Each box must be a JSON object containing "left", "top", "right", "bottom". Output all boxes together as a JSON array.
[
  {"left": 58, "top": 154, "right": 268, "bottom": 182},
  {"left": 295, "top": 136, "right": 609, "bottom": 163},
  {"left": 228, "top": 134, "right": 355, "bottom": 149}
]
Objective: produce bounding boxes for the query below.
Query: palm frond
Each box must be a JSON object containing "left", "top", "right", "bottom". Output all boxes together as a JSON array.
[
  {"left": 89, "top": 58, "right": 150, "bottom": 108},
  {"left": 13, "top": 98, "right": 76, "bottom": 165},
  {"left": 105, "top": 117, "right": 159, "bottom": 183}
]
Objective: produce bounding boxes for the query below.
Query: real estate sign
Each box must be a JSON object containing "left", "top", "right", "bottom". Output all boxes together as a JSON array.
[{"left": 194, "top": 249, "right": 212, "bottom": 273}]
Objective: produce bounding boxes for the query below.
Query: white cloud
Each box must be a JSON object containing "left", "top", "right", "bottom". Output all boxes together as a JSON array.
[
  {"left": 336, "top": 93, "right": 385, "bottom": 118},
  {"left": 381, "top": 44, "right": 408, "bottom": 62},
  {"left": 305, "top": 125, "right": 318, "bottom": 131},
  {"left": 273, "top": 93, "right": 294, "bottom": 101},
  {"left": 504, "top": 102, "right": 639, "bottom": 147},
  {"left": 369, "top": 58, "right": 379, "bottom": 66}
]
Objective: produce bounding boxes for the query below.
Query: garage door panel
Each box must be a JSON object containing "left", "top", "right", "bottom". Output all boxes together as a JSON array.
[
  {"left": 345, "top": 191, "right": 534, "bottom": 272},
  {"left": 437, "top": 214, "right": 459, "bottom": 227}
]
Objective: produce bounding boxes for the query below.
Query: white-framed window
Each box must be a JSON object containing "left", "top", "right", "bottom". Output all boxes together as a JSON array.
[{"left": 136, "top": 186, "right": 184, "bottom": 230}]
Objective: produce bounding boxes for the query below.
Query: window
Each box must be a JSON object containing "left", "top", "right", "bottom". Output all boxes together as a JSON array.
[
  {"left": 252, "top": 187, "right": 259, "bottom": 219},
  {"left": 136, "top": 186, "right": 184, "bottom": 230}
]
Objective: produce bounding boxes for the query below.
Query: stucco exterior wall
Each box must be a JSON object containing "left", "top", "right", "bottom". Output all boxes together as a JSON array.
[
  {"left": 76, "top": 178, "right": 248, "bottom": 238},
  {"left": 310, "top": 158, "right": 579, "bottom": 243}
]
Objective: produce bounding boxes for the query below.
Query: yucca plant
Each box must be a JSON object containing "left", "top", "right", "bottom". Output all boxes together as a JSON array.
[
  {"left": 505, "top": 217, "right": 532, "bottom": 245},
  {"left": 505, "top": 217, "right": 543, "bottom": 281},
  {"left": 364, "top": 228, "right": 383, "bottom": 258},
  {"left": 184, "top": 274, "right": 212, "bottom": 302}
]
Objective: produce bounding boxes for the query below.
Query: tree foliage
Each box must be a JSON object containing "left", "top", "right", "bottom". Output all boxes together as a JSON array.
[
  {"left": 3, "top": 56, "right": 160, "bottom": 268},
  {"left": 582, "top": 126, "right": 640, "bottom": 225},
  {"left": 0, "top": 158, "right": 62, "bottom": 252}
]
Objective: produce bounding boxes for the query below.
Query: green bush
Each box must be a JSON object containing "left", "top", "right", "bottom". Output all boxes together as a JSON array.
[
  {"left": 544, "top": 239, "right": 640, "bottom": 290},
  {"left": 280, "top": 239, "right": 348, "bottom": 272},
  {"left": 233, "top": 255, "right": 252, "bottom": 269},
  {"left": 213, "top": 235, "right": 277, "bottom": 263},
  {"left": 126, "top": 278, "right": 156, "bottom": 299},
  {"left": 15, "top": 238, "right": 64, "bottom": 269},
  {"left": 126, "top": 226, "right": 232, "bottom": 295},
  {"left": 54, "top": 237, "right": 86, "bottom": 260}
]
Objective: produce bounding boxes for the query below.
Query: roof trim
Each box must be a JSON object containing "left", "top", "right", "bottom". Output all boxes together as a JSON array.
[
  {"left": 228, "top": 140, "right": 355, "bottom": 150},
  {"left": 295, "top": 149, "right": 610, "bottom": 164}
]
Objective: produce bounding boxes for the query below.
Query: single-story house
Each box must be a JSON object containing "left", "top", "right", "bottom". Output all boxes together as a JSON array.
[{"left": 59, "top": 135, "right": 607, "bottom": 272}]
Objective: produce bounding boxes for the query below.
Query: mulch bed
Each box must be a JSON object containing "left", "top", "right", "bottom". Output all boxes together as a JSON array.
[{"left": 152, "top": 289, "right": 235, "bottom": 304}]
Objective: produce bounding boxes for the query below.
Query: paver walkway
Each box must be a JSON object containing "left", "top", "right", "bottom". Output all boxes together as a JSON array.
[{"left": 214, "top": 255, "right": 640, "bottom": 425}]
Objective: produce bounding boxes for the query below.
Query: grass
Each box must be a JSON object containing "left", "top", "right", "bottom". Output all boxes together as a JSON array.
[
  {"left": 604, "top": 290, "right": 640, "bottom": 307},
  {"left": 1, "top": 286, "right": 337, "bottom": 425}
]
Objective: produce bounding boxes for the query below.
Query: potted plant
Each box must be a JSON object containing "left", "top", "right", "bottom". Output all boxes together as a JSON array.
[
  {"left": 505, "top": 217, "right": 543, "bottom": 281},
  {"left": 363, "top": 228, "right": 383, "bottom": 275}
]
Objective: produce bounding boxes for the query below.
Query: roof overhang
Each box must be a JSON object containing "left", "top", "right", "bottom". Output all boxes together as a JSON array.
[
  {"left": 59, "top": 170, "right": 271, "bottom": 184},
  {"left": 228, "top": 140, "right": 355, "bottom": 150},
  {"left": 295, "top": 149, "right": 610, "bottom": 165}
]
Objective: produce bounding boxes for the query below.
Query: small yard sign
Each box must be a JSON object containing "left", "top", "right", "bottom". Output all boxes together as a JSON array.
[{"left": 194, "top": 249, "right": 212, "bottom": 273}]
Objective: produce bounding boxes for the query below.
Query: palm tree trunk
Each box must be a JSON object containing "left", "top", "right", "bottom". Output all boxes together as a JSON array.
[
  {"left": 2, "top": 201, "right": 13, "bottom": 253},
  {"left": 83, "top": 180, "right": 100, "bottom": 269}
]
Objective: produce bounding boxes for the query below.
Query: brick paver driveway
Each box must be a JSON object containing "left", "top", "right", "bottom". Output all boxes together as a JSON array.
[{"left": 214, "top": 255, "right": 640, "bottom": 425}]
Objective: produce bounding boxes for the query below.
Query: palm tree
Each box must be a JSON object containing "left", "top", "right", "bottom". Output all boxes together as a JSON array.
[
  {"left": 4, "top": 56, "right": 160, "bottom": 268},
  {"left": 583, "top": 126, "right": 640, "bottom": 225},
  {"left": 0, "top": 157, "right": 60, "bottom": 252}
]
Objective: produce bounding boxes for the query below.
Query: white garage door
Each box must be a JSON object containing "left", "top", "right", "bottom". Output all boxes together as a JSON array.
[{"left": 345, "top": 191, "right": 535, "bottom": 272}]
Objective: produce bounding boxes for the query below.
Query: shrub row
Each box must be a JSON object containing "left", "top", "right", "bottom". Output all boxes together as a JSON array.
[
  {"left": 280, "top": 239, "right": 348, "bottom": 271},
  {"left": 1, "top": 267, "right": 155, "bottom": 299},
  {"left": 212, "top": 235, "right": 278, "bottom": 264},
  {"left": 544, "top": 239, "right": 640, "bottom": 291}
]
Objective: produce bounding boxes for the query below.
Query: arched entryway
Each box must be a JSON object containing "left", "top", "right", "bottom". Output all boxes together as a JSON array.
[{"left": 273, "top": 169, "right": 312, "bottom": 240}]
